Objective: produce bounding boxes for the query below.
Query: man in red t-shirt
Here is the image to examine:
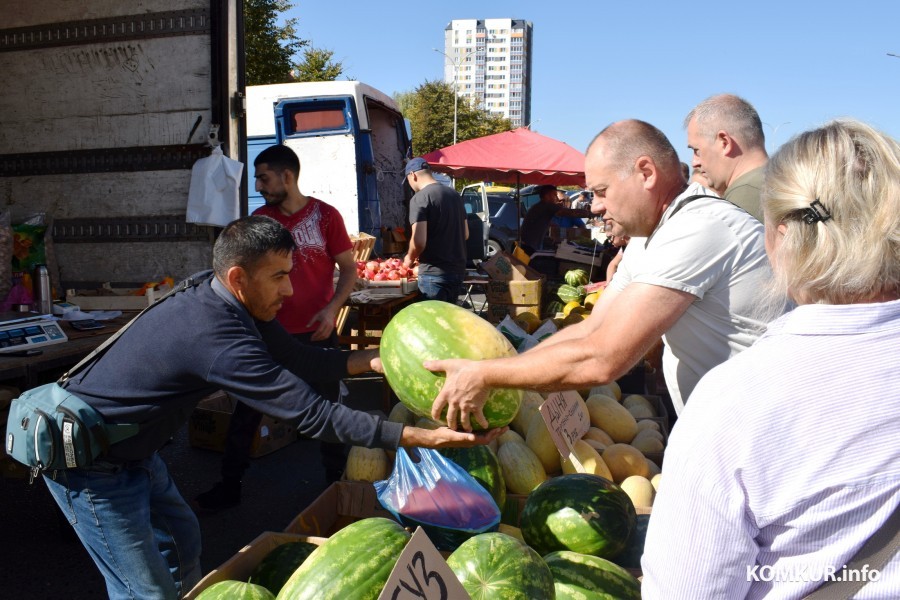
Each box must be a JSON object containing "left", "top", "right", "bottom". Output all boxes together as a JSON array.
[{"left": 196, "top": 144, "right": 357, "bottom": 510}]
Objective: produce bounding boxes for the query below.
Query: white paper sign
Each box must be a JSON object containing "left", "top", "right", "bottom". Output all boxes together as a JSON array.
[
  {"left": 378, "top": 527, "right": 471, "bottom": 600},
  {"left": 539, "top": 390, "right": 591, "bottom": 458}
]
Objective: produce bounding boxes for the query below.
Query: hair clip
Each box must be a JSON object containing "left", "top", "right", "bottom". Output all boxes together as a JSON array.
[{"left": 801, "top": 199, "right": 832, "bottom": 224}]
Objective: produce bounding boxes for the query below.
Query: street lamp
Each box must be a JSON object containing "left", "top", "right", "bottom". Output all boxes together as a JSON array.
[
  {"left": 763, "top": 121, "right": 791, "bottom": 152},
  {"left": 433, "top": 46, "right": 479, "bottom": 145}
]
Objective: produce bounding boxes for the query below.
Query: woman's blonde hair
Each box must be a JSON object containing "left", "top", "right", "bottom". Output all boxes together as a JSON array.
[{"left": 761, "top": 119, "right": 900, "bottom": 305}]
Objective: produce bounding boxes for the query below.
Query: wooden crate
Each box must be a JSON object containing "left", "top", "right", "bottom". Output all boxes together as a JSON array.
[{"left": 336, "top": 233, "right": 377, "bottom": 335}]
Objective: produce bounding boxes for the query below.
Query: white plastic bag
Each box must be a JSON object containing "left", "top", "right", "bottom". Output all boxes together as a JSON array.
[{"left": 186, "top": 146, "right": 243, "bottom": 227}]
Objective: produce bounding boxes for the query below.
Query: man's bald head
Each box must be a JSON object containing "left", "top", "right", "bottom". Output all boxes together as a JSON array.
[{"left": 587, "top": 119, "right": 682, "bottom": 179}]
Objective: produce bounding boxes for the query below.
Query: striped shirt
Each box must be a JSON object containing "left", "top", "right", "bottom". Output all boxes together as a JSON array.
[{"left": 642, "top": 299, "right": 900, "bottom": 599}]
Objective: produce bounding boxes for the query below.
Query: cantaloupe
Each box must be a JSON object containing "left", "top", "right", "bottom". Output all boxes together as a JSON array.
[
  {"left": 620, "top": 475, "right": 655, "bottom": 508},
  {"left": 602, "top": 443, "right": 650, "bottom": 482},
  {"left": 560, "top": 439, "right": 614, "bottom": 481},
  {"left": 585, "top": 395, "right": 638, "bottom": 443}
]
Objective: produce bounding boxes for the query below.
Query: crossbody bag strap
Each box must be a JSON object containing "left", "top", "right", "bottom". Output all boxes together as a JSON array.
[
  {"left": 57, "top": 271, "right": 214, "bottom": 385},
  {"left": 802, "top": 501, "right": 900, "bottom": 600},
  {"left": 644, "top": 194, "right": 721, "bottom": 248}
]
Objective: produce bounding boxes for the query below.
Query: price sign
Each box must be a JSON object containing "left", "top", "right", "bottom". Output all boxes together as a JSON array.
[
  {"left": 378, "top": 527, "right": 471, "bottom": 600},
  {"left": 539, "top": 390, "right": 591, "bottom": 459}
]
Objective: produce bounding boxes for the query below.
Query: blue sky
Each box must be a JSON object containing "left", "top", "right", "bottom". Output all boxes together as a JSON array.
[{"left": 285, "top": 1, "right": 900, "bottom": 164}]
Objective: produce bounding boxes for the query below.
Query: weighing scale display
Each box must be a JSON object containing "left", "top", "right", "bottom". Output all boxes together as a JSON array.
[{"left": 0, "top": 316, "right": 68, "bottom": 352}]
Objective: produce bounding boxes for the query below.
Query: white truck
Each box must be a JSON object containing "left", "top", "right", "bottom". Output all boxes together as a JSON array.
[
  {"left": 246, "top": 82, "right": 411, "bottom": 239},
  {"left": 1, "top": 0, "right": 244, "bottom": 289}
]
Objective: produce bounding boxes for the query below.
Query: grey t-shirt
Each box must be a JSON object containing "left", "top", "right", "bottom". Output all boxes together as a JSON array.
[{"left": 409, "top": 182, "right": 467, "bottom": 276}]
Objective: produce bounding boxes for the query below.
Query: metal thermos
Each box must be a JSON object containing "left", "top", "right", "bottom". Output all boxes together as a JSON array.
[{"left": 33, "top": 264, "right": 52, "bottom": 315}]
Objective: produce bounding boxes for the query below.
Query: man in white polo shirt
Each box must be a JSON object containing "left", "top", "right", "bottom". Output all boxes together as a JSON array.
[{"left": 426, "top": 119, "right": 777, "bottom": 429}]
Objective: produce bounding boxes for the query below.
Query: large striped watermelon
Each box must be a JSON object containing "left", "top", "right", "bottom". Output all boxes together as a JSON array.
[
  {"left": 446, "top": 532, "right": 556, "bottom": 599},
  {"left": 520, "top": 474, "right": 635, "bottom": 559},
  {"left": 380, "top": 300, "right": 523, "bottom": 429},
  {"left": 439, "top": 445, "right": 506, "bottom": 510},
  {"left": 196, "top": 580, "right": 275, "bottom": 600},
  {"left": 275, "top": 518, "right": 409, "bottom": 600},
  {"left": 250, "top": 541, "right": 318, "bottom": 595},
  {"left": 544, "top": 550, "right": 641, "bottom": 600}
]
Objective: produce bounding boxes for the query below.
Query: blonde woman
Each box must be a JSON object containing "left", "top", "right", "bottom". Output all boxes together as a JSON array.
[{"left": 642, "top": 119, "right": 900, "bottom": 598}]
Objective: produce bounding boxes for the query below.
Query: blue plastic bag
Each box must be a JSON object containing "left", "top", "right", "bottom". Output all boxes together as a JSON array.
[{"left": 374, "top": 447, "right": 500, "bottom": 550}]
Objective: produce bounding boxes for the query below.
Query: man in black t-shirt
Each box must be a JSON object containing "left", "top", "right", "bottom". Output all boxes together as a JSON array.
[
  {"left": 520, "top": 185, "right": 592, "bottom": 253},
  {"left": 402, "top": 157, "right": 468, "bottom": 302}
]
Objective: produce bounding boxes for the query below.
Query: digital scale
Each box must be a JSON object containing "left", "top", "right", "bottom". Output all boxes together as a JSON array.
[{"left": 0, "top": 312, "right": 68, "bottom": 354}]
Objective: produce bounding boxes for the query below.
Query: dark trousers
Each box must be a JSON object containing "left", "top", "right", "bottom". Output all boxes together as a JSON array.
[{"left": 221, "top": 331, "right": 347, "bottom": 480}]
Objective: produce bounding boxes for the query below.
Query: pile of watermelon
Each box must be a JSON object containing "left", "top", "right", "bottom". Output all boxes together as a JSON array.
[{"left": 194, "top": 299, "right": 647, "bottom": 599}]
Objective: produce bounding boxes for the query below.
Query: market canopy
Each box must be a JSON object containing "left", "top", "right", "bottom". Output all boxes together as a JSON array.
[{"left": 421, "top": 127, "right": 586, "bottom": 187}]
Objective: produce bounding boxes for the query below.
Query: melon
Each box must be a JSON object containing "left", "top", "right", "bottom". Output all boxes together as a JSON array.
[
  {"left": 619, "top": 475, "right": 655, "bottom": 508},
  {"left": 520, "top": 474, "right": 636, "bottom": 558},
  {"left": 601, "top": 444, "right": 650, "bottom": 483},
  {"left": 585, "top": 395, "right": 637, "bottom": 443},
  {"left": 250, "top": 541, "right": 318, "bottom": 596},
  {"left": 344, "top": 446, "right": 390, "bottom": 483},
  {"left": 545, "top": 550, "right": 641, "bottom": 600},
  {"left": 590, "top": 382, "right": 621, "bottom": 401},
  {"left": 447, "top": 532, "right": 555, "bottom": 600},
  {"left": 380, "top": 301, "right": 523, "bottom": 429},
  {"left": 497, "top": 441, "right": 547, "bottom": 495},
  {"left": 583, "top": 427, "right": 615, "bottom": 446},
  {"left": 196, "top": 581, "right": 275, "bottom": 600},
  {"left": 526, "top": 414, "right": 562, "bottom": 474},
  {"left": 560, "top": 439, "right": 613, "bottom": 481}
]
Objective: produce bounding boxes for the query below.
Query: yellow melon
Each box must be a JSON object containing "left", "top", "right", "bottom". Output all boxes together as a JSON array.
[
  {"left": 562, "top": 300, "right": 582, "bottom": 317},
  {"left": 387, "top": 402, "right": 417, "bottom": 426},
  {"left": 344, "top": 446, "right": 390, "bottom": 483},
  {"left": 620, "top": 475, "right": 656, "bottom": 508},
  {"left": 497, "top": 429, "right": 526, "bottom": 447},
  {"left": 602, "top": 443, "right": 650, "bottom": 482},
  {"left": 635, "top": 419, "right": 661, "bottom": 433},
  {"left": 497, "top": 441, "right": 547, "bottom": 495},
  {"left": 583, "top": 427, "right": 615, "bottom": 446},
  {"left": 510, "top": 390, "right": 543, "bottom": 435},
  {"left": 560, "top": 439, "right": 614, "bottom": 481},
  {"left": 631, "top": 436, "right": 664, "bottom": 455},
  {"left": 590, "top": 381, "right": 621, "bottom": 402},
  {"left": 622, "top": 394, "right": 656, "bottom": 419},
  {"left": 585, "top": 395, "right": 638, "bottom": 443},
  {"left": 526, "top": 415, "right": 562, "bottom": 474},
  {"left": 650, "top": 473, "right": 662, "bottom": 492},
  {"left": 646, "top": 458, "right": 662, "bottom": 477}
]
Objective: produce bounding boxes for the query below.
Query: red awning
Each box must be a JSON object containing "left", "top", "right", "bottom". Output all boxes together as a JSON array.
[{"left": 421, "top": 127, "right": 586, "bottom": 187}]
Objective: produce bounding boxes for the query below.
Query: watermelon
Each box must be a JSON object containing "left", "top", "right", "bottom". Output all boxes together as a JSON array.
[
  {"left": 612, "top": 513, "right": 650, "bottom": 570},
  {"left": 250, "top": 541, "right": 318, "bottom": 595},
  {"left": 520, "top": 473, "right": 636, "bottom": 559},
  {"left": 564, "top": 269, "right": 590, "bottom": 287},
  {"left": 557, "top": 284, "right": 585, "bottom": 304},
  {"left": 545, "top": 550, "right": 641, "bottom": 600},
  {"left": 196, "top": 580, "right": 275, "bottom": 600},
  {"left": 380, "top": 300, "right": 523, "bottom": 429},
  {"left": 543, "top": 300, "right": 565, "bottom": 318},
  {"left": 275, "top": 518, "right": 410, "bottom": 600},
  {"left": 447, "top": 532, "right": 556, "bottom": 599},
  {"left": 439, "top": 445, "right": 506, "bottom": 510}
]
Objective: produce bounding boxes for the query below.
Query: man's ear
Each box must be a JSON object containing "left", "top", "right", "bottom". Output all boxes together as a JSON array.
[
  {"left": 635, "top": 156, "right": 657, "bottom": 190},
  {"left": 717, "top": 130, "right": 738, "bottom": 156},
  {"left": 225, "top": 265, "right": 249, "bottom": 302}
]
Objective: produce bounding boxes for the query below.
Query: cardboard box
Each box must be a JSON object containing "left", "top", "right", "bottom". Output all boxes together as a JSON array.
[
  {"left": 184, "top": 531, "right": 328, "bottom": 599},
  {"left": 188, "top": 392, "right": 297, "bottom": 458},
  {"left": 485, "top": 302, "right": 541, "bottom": 325},
  {"left": 284, "top": 480, "right": 393, "bottom": 536},
  {"left": 484, "top": 278, "right": 542, "bottom": 305},
  {"left": 380, "top": 227, "right": 408, "bottom": 255},
  {"left": 480, "top": 252, "right": 533, "bottom": 282}
]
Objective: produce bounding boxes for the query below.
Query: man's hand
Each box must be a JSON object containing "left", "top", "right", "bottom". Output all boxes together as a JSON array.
[
  {"left": 402, "top": 254, "right": 415, "bottom": 270},
  {"left": 424, "top": 358, "right": 490, "bottom": 432},
  {"left": 347, "top": 348, "right": 381, "bottom": 376},
  {"left": 399, "top": 425, "right": 507, "bottom": 449},
  {"left": 307, "top": 305, "right": 338, "bottom": 341},
  {"left": 369, "top": 353, "right": 383, "bottom": 374}
]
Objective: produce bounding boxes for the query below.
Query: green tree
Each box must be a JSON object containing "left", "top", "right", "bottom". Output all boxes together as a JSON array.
[
  {"left": 291, "top": 47, "right": 345, "bottom": 82},
  {"left": 396, "top": 80, "right": 511, "bottom": 156},
  {"left": 244, "top": 0, "right": 306, "bottom": 85}
]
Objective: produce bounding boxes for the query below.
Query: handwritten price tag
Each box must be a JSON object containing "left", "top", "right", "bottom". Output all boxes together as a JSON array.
[
  {"left": 539, "top": 390, "right": 591, "bottom": 459},
  {"left": 378, "top": 527, "right": 471, "bottom": 600}
]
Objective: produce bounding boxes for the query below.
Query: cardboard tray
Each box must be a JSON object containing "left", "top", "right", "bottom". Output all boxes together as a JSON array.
[
  {"left": 184, "top": 531, "right": 328, "bottom": 599},
  {"left": 284, "top": 480, "right": 393, "bottom": 536},
  {"left": 187, "top": 391, "right": 297, "bottom": 458},
  {"left": 66, "top": 282, "right": 171, "bottom": 310}
]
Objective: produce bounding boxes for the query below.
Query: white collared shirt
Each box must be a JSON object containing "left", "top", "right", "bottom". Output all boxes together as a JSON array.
[{"left": 641, "top": 299, "right": 900, "bottom": 599}]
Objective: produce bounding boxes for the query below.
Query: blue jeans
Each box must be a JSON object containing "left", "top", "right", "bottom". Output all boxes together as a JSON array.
[
  {"left": 417, "top": 273, "right": 464, "bottom": 303},
  {"left": 44, "top": 453, "right": 202, "bottom": 599}
]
